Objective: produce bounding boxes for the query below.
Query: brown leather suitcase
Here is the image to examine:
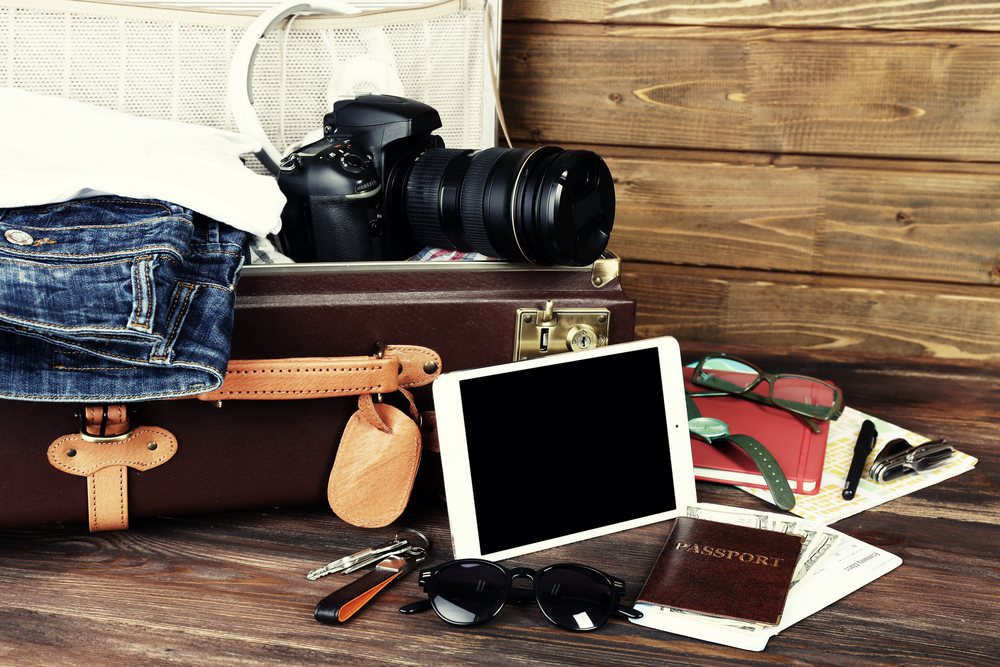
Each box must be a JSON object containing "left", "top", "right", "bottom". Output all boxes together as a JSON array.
[{"left": 0, "top": 256, "right": 634, "bottom": 530}]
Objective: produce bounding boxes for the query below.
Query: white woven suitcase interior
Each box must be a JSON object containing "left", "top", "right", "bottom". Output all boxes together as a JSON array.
[{"left": 0, "top": 0, "right": 499, "bottom": 172}]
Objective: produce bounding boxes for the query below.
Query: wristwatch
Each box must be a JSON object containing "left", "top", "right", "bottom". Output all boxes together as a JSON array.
[{"left": 686, "top": 394, "right": 796, "bottom": 511}]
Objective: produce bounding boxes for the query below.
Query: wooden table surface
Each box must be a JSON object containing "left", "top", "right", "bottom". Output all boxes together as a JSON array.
[{"left": 1, "top": 343, "right": 997, "bottom": 666}]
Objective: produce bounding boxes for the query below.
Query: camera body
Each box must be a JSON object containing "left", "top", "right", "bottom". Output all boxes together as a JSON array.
[
  {"left": 277, "top": 94, "right": 615, "bottom": 266},
  {"left": 277, "top": 95, "right": 442, "bottom": 262}
]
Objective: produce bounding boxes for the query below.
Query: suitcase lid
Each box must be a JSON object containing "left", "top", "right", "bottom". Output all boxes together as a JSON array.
[{"left": 7, "top": 0, "right": 502, "bottom": 171}]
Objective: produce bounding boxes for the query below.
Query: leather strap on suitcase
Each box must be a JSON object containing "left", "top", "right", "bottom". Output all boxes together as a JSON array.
[
  {"left": 47, "top": 344, "right": 442, "bottom": 532},
  {"left": 195, "top": 345, "right": 441, "bottom": 402}
]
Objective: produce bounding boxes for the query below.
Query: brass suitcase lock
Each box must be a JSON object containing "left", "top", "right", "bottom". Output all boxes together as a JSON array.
[{"left": 514, "top": 301, "right": 611, "bottom": 360}]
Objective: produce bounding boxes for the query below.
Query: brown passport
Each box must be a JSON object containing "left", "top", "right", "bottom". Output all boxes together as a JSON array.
[{"left": 636, "top": 517, "right": 804, "bottom": 626}]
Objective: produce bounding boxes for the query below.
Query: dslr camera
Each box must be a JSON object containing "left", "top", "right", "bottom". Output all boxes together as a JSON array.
[{"left": 276, "top": 94, "right": 615, "bottom": 265}]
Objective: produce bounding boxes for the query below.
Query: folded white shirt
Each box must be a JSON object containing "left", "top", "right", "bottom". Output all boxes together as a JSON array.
[{"left": 0, "top": 88, "right": 284, "bottom": 236}]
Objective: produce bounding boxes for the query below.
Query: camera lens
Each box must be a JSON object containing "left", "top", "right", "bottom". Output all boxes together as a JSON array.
[{"left": 397, "top": 146, "right": 615, "bottom": 266}]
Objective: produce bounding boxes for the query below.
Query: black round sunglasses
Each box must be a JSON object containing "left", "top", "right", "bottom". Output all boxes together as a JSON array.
[{"left": 399, "top": 559, "right": 642, "bottom": 631}]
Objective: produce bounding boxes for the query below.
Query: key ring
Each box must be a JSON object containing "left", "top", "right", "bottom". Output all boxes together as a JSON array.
[{"left": 396, "top": 528, "right": 431, "bottom": 553}]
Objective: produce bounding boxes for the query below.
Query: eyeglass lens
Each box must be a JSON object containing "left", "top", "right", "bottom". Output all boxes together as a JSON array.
[
  {"left": 698, "top": 356, "right": 838, "bottom": 416},
  {"left": 428, "top": 561, "right": 616, "bottom": 631},
  {"left": 697, "top": 357, "right": 759, "bottom": 392}
]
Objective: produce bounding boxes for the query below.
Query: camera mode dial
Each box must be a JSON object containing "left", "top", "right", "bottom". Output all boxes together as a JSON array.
[
  {"left": 322, "top": 141, "right": 379, "bottom": 196},
  {"left": 327, "top": 140, "right": 372, "bottom": 173},
  {"left": 282, "top": 138, "right": 381, "bottom": 199}
]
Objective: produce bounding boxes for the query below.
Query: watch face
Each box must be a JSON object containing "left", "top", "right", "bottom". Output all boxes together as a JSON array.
[{"left": 688, "top": 417, "right": 729, "bottom": 440}]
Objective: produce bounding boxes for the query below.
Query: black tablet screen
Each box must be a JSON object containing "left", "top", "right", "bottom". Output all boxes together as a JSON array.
[{"left": 458, "top": 347, "right": 678, "bottom": 555}]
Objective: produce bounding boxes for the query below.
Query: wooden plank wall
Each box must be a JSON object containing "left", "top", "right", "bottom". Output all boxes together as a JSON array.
[{"left": 500, "top": 0, "right": 1000, "bottom": 362}]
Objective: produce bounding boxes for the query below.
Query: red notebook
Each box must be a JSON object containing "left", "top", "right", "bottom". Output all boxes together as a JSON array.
[{"left": 684, "top": 367, "right": 829, "bottom": 495}]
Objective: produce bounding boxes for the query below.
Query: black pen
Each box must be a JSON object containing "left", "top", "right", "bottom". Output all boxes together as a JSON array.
[{"left": 843, "top": 420, "right": 877, "bottom": 500}]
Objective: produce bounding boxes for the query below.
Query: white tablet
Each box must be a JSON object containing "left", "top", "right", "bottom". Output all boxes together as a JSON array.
[{"left": 432, "top": 335, "right": 697, "bottom": 561}]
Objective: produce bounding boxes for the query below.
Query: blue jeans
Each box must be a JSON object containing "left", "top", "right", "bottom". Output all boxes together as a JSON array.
[{"left": 0, "top": 197, "right": 247, "bottom": 402}]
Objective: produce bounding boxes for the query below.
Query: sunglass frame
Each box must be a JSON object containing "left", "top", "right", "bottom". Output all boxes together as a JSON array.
[{"left": 417, "top": 559, "right": 626, "bottom": 631}]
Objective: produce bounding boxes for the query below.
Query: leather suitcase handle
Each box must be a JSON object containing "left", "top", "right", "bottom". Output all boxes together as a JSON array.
[{"left": 195, "top": 345, "right": 442, "bottom": 402}]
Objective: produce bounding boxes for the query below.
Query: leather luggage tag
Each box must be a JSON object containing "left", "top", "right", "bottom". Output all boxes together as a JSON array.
[{"left": 328, "top": 389, "right": 423, "bottom": 528}]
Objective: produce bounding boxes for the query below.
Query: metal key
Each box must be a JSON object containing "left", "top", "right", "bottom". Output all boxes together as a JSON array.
[
  {"left": 307, "top": 537, "right": 408, "bottom": 580},
  {"left": 306, "top": 529, "right": 431, "bottom": 581},
  {"left": 340, "top": 542, "right": 414, "bottom": 574},
  {"left": 336, "top": 528, "right": 433, "bottom": 574}
]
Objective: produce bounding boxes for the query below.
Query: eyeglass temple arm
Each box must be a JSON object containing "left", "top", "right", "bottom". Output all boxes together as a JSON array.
[
  {"left": 687, "top": 391, "right": 822, "bottom": 434},
  {"left": 793, "top": 413, "right": 821, "bottom": 434}
]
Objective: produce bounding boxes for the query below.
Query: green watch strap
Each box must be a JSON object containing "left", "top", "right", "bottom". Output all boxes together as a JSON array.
[
  {"left": 686, "top": 393, "right": 796, "bottom": 511},
  {"left": 715, "top": 434, "right": 796, "bottom": 511}
]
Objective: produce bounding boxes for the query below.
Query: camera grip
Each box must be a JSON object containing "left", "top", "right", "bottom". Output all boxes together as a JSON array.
[{"left": 310, "top": 196, "right": 376, "bottom": 262}]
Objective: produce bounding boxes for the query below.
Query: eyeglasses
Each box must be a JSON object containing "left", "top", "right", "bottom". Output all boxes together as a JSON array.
[
  {"left": 690, "top": 353, "right": 844, "bottom": 433},
  {"left": 869, "top": 438, "right": 955, "bottom": 484},
  {"left": 399, "top": 559, "right": 641, "bottom": 631}
]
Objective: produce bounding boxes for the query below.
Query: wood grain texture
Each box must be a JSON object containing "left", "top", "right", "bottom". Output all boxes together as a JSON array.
[
  {"left": 622, "top": 262, "right": 1000, "bottom": 360},
  {"left": 501, "top": 1, "right": 1000, "bottom": 359},
  {"left": 602, "top": 153, "right": 1000, "bottom": 286},
  {"left": 500, "top": 24, "right": 1000, "bottom": 162},
  {"left": 504, "top": 0, "right": 1000, "bottom": 32},
  {"left": 0, "top": 347, "right": 996, "bottom": 666}
]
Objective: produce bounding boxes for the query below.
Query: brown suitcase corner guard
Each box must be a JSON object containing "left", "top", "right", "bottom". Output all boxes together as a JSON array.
[{"left": 46, "top": 345, "right": 442, "bottom": 532}]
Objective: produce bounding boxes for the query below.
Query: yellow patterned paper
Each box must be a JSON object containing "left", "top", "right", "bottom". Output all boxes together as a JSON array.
[{"left": 738, "top": 407, "right": 978, "bottom": 524}]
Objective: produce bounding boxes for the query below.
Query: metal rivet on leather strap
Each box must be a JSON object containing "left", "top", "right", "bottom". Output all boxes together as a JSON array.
[
  {"left": 66, "top": 449, "right": 77, "bottom": 457},
  {"left": 423, "top": 361, "right": 438, "bottom": 375},
  {"left": 148, "top": 442, "right": 158, "bottom": 451}
]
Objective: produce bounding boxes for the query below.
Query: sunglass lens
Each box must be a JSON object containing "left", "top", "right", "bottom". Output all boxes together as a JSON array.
[
  {"left": 535, "top": 565, "right": 615, "bottom": 631},
  {"left": 697, "top": 357, "right": 759, "bottom": 392},
  {"left": 428, "top": 561, "right": 507, "bottom": 626}
]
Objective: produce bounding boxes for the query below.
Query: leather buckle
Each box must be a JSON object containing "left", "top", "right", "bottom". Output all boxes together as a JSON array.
[
  {"left": 77, "top": 424, "right": 135, "bottom": 443},
  {"left": 76, "top": 404, "right": 136, "bottom": 440}
]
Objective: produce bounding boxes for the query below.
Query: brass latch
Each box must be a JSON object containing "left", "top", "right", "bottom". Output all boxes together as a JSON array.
[{"left": 514, "top": 301, "right": 611, "bottom": 361}]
